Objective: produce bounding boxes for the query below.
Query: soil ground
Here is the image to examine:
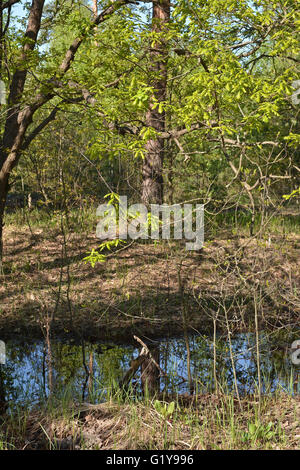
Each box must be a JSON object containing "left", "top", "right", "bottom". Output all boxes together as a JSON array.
[{"left": 0, "top": 225, "right": 299, "bottom": 342}]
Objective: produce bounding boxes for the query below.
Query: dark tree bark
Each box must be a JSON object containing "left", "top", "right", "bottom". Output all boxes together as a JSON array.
[
  {"left": 142, "top": 0, "right": 170, "bottom": 205},
  {"left": 141, "top": 343, "right": 160, "bottom": 396}
]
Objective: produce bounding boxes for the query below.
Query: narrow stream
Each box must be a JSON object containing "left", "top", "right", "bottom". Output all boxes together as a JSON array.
[{"left": 0, "top": 331, "right": 299, "bottom": 410}]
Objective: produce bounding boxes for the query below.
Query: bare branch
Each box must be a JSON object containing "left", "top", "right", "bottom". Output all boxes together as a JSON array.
[
  {"left": 0, "top": 0, "right": 21, "bottom": 11},
  {"left": 160, "top": 121, "right": 217, "bottom": 140},
  {"left": 22, "top": 105, "right": 60, "bottom": 150}
]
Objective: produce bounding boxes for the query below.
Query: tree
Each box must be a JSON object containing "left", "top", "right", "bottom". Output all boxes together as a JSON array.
[
  {"left": 0, "top": 0, "right": 139, "bottom": 270},
  {"left": 84, "top": 0, "right": 299, "bottom": 216},
  {"left": 1, "top": 0, "right": 298, "bottom": 263},
  {"left": 142, "top": 0, "right": 170, "bottom": 205}
]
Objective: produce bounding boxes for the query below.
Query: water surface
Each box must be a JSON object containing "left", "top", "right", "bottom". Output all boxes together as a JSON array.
[{"left": 1, "top": 331, "right": 299, "bottom": 409}]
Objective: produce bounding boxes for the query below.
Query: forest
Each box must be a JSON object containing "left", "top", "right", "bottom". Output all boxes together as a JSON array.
[{"left": 0, "top": 0, "right": 299, "bottom": 451}]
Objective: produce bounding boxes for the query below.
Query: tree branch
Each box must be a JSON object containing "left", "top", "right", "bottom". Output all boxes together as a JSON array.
[
  {"left": 0, "top": 0, "right": 21, "bottom": 10},
  {"left": 160, "top": 121, "right": 217, "bottom": 139},
  {"left": 0, "top": 0, "right": 137, "bottom": 176},
  {"left": 22, "top": 105, "right": 60, "bottom": 151},
  {"left": 59, "top": 0, "right": 134, "bottom": 75}
]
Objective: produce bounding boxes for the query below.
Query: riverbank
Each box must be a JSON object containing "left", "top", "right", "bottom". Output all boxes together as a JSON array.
[{"left": 1, "top": 392, "right": 299, "bottom": 450}]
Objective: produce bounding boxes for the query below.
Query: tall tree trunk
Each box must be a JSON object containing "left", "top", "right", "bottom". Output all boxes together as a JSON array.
[
  {"left": 140, "top": 2, "right": 170, "bottom": 395},
  {"left": 142, "top": 0, "right": 170, "bottom": 205},
  {"left": 0, "top": 0, "right": 46, "bottom": 267}
]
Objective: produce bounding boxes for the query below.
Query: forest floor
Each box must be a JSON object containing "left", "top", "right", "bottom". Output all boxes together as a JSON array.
[
  {"left": 0, "top": 216, "right": 299, "bottom": 451},
  {"left": 0, "top": 222, "right": 299, "bottom": 342},
  {"left": 1, "top": 392, "right": 299, "bottom": 450}
]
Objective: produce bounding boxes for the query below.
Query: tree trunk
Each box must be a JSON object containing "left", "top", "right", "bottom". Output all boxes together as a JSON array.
[
  {"left": 140, "top": 2, "right": 170, "bottom": 394},
  {"left": 141, "top": 344, "right": 160, "bottom": 396},
  {"left": 142, "top": 0, "right": 170, "bottom": 205},
  {"left": 0, "top": 0, "right": 45, "bottom": 265}
]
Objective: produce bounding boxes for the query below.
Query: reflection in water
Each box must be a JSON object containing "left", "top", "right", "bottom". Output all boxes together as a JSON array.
[{"left": 1, "top": 332, "right": 299, "bottom": 409}]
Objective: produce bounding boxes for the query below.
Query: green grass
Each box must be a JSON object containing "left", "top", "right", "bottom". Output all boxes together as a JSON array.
[
  {"left": 0, "top": 387, "right": 298, "bottom": 450},
  {"left": 211, "top": 208, "right": 300, "bottom": 237}
]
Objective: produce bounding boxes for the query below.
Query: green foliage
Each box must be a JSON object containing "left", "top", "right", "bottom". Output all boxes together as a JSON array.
[
  {"left": 4, "top": 0, "right": 299, "bottom": 246},
  {"left": 241, "top": 421, "right": 279, "bottom": 444},
  {"left": 154, "top": 400, "right": 176, "bottom": 420},
  {"left": 83, "top": 239, "right": 125, "bottom": 268},
  {"left": 283, "top": 187, "right": 300, "bottom": 201}
]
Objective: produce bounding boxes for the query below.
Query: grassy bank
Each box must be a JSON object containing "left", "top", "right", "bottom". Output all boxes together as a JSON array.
[{"left": 0, "top": 391, "right": 299, "bottom": 450}]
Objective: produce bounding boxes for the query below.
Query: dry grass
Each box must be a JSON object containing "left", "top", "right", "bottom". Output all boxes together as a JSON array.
[
  {"left": 2, "top": 393, "right": 299, "bottom": 450},
  {"left": 0, "top": 225, "right": 299, "bottom": 341}
]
